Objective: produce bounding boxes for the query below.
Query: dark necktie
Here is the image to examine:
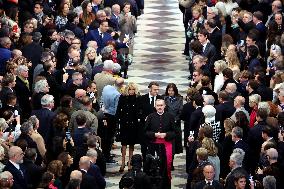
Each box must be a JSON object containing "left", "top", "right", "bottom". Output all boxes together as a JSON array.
[
  {"left": 99, "top": 32, "right": 103, "bottom": 40},
  {"left": 151, "top": 96, "right": 154, "bottom": 107}
]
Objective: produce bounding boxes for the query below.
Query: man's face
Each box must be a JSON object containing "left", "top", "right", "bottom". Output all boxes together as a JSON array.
[
  {"left": 155, "top": 100, "right": 165, "bottom": 114},
  {"left": 198, "top": 33, "right": 207, "bottom": 44},
  {"left": 15, "top": 150, "right": 24, "bottom": 164},
  {"left": 87, "top": 83, "right": 97, "bottom": 93},
  {"left": 246, "top": 37, "right": 254, "bottom": 46},
  {"left": 100, "top": 22, "right": 109, "bottom": 32},
  {"left": 65, "top": 35, "right": 75, "bottom": 45},
  {"left": 203, "top": 166, "right": 215, "bottom": 181},
  {"left": 73, "top": 74, "right": 83, "bottom": 86},
  {"left": 98, "top": 13, "right": 107, "bottom": 21},
  {"left": 275, "top": 13, "right": 282, "bottom": 25},
  {"left": 193, "top": 72, "right": 201, "bottom": 82},
  {"left": 149, "top": 85, "right": 159, "bottom": 96},
  {"left": 272, "top": 1, "right": 281, "bottom": 13},
  {"left": 34, "top": 4, "right": 43, "bottom": 14},
  {"left": 123, "top": 5, "right": 131, "bottom": 13},
  {"left": 207, "top": 9, "right": 215, "bottom": 19},
  {"left": 93, "top": 0, "right": 102, "bottom": 5},
  {"left": 69, "top": 49, "right": 81, "bottom": 63}
]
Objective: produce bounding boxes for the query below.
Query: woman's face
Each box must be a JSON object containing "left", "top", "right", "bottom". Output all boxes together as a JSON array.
[
  {"left": 87, "top": 3, "right": 92, "bottom": 13},
  {"left": 51, "top": 31, "right": 58, "bottom": 41},
  {"left": 87, "top": 50, "right": 96, "bottom": 60},
  {"left": 192, "top": 10, "right": 200, "bottom": 19},
  {"left": 123, "top": 5, "right": 131, "bottom": 13},
  {"left": 63, "top": 4, "right": 70, "bottom": 15},
  {"left": 167, "top": 87, "right": 175, "bottom": 97},
  {"left": 275, "top": 14, "right": 282, "bottom": 25},
  {"left": 214, "top": 65, "right": 219, "bottom": 73},
  {"left": 128, "top": 87, "right": 135, "bottom": 95},
  {"left": 67, "top": 154, "right": 73, "bottom": 166},
  {"left": 235, "top": 178, "right": 246, "bottom": 189}
]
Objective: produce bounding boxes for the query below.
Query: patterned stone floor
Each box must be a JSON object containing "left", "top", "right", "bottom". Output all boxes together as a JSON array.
[{"left": 104, "top": 0, "right": 189, "bottom": 188}]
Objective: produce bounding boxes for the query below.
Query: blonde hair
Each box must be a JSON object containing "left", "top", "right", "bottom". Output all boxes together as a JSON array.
[
  {"left": 226, "top": 50, "right": 240, "bottom": 68},
  {"left": 83, "top": 47, "right": 97, "bottom": 65},
  {"left": 124, "top": 82, "right": 139, "bottom": 96},
  {"left": 196, "top": 147, "right": 208, "bottom": 160},
  {"left": 224, "top": 118, "right": 235, "bottom": 136},
  {"left": 214, "top": 60, "right": 228, "bottom": 73},
  {"left": 202, "top": 137, "right": 218, "bottom": 156},
  {"left": 191, "top": 5, "right": 203, "bottom": 15}
]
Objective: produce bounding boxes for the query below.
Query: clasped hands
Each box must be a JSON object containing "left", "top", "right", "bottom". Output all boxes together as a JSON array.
[{"left": 155, "top": 132, "right": 166, "bottom": 139}]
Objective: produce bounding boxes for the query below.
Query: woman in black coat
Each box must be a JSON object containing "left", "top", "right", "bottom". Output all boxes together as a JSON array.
[{"left": 116, "top": 82, "right": 140, "bottom": 172}]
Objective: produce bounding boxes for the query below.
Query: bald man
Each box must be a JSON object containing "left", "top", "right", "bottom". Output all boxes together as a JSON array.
[{"left": 79, "top": 156, "right": 98, "bottom": 189}]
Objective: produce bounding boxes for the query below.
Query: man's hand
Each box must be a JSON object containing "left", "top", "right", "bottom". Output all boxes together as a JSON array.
[{"left": 63, "top": 73, "right": 69, "bottom": 83}]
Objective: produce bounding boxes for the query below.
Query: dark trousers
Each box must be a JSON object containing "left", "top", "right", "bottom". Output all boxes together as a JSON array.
[{"left": 100, "top": 113, "right": 117, "bottom": 160}]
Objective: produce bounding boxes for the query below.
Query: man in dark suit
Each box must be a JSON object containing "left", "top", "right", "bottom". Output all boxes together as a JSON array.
[
  {"left": 91, "top": 0, "right": 103, "bottom": 14},
  {"left": 215, "top": 91, "right": 236, "bottom": 122},
  {"left": 85, "top": 20, "right": 127, "bottom": 54},
  {"left": 252, "top": 11, "right": 266, "bottom": 42},
  {"left": 79, "top": 156, "right": 98, "bottom": 189},
  {"left": 109, "top": 4, "right": 120, "bottom": 31},
  {"left": 225, "top": 149, "right": 250, "bottom": 189},
  {"left": 197, "top": 29, "right": 217, "bottom": 72},
  {"left": 31, "top": 94, "right": 56, "bottom": 145},
  {"left": 189, "top": 93, "right": 204, "bottom": 139},
  {"left": 137, "top": 81, "right": 162, "bottom": 161},
  {"left": 15, "top": 65, "right": 31, "bottom": 120},
  {"left": 86, "top": 149, "right": 106, "bottom": 189},
  {"left": 3, "top": 146, "right": 28, "bottom": 189},
  {"left": 193, "top": 164, "right": 223, "bottom": 189},
  {"left": 23, "top": 148, "right": 45, "bottom": 189},
  {"left": 64, "top": 12, "right": 84, "bottom": 42},
  {"left": 206, "top": 19, "right": 222, "bottom": 60},
  {"left": 56, "top": 30, "right": 75, "bottom": 70}
]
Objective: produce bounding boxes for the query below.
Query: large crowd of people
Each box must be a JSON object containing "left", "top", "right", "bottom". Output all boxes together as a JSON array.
[{"left": 0, "top": 0, "right": 284, "bottom": 188}]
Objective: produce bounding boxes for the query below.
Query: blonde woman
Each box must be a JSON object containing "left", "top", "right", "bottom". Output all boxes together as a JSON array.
[
  {"left": 225, "top": 49, "right": 241, "bottom": 80},
  {"left": 116, "top": 82, "right": 140, "bottom": 172},
  {"left": 82, "top": 47, "right": 103, "bottom": 79},
  {"left": 202, "top": 137, "right": 220, "bottom": 180},
  {"left": 213, "top": 60, "right": 228, "bottom": 94}
]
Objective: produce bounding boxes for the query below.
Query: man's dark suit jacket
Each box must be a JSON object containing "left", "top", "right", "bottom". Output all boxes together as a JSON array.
[
  {"left": 194, "top": 180, "right": 223, "bottom": 189},
  {"left": 15, "top": 76, "right": 31, "bottom": 120},
  {"left": 31, "top": 108, "right": 56, "bottom": 144},
  {"left": 88, "top": 163, "right": 106, "bottom": 189},
  {"left": 215, "top": 101, "right": 236, "bottom": 121},
  {"left": 137, "top": 94, "right": 162, "bottom": 143},
  {"left": 85, "top": 29, "right": 127, "bottom": 53},
  {"left": 3, "top": 161, "right": 28, "bottom": 189},
  {"left": 225, "top": 167, "right": 250, "bottom": 189},
  {"left": 209, "top": 28, "right": 222, "bottom": 60},
  {"left": 202, "top": 42, "right": 217, "bottom": 69},
  {"left": 80, "top": 170, "right": 98, "bottom": 189},
  {"left": 23, "top": 159, "right": 45, "bottom": 188},
  {"left": 109, "top": 13, "right": 119, "bottom": 31},
  {"left": 233, "top": 139, "right": 250, "bottom": 170},
  {"left": 189, "top": 107, "right": 203, "bottom": 139},
  {"left": 22, "top": 41, "right": 43, "bottom": 70}
]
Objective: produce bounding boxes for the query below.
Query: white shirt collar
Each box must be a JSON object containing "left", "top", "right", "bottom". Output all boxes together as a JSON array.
[{"left": 9, "top": 160, "right": 20, "bottom": 170}]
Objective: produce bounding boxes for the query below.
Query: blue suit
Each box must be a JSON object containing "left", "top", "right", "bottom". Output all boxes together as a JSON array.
[
  {"left": 109, "top": 13, "right": 119, "bottom": 31},
  {"left": 85, "top": 29, "right": 127, "bottom": 53}
]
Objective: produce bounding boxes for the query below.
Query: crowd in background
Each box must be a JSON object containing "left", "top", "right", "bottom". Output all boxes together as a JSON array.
[{"left": 0, "top": 0, "right": 284, "bottom": 188}]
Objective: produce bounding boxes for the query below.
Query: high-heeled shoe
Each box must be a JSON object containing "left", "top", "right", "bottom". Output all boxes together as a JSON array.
[{"left": 119, "top": 165, "right": 125, "bottom": 172}]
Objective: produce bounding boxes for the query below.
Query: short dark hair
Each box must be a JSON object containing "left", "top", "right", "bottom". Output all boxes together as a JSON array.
[
  {"left": 25, "top": 148, "right": 37, "bottom": 160},
  {"left": 192, "top": 93, "right": 203, "bottom": 106},
  {"left": 218, "top": 91, "right": 230, "bottom": 101},
  {"left": 198, "top": 28, "right": 209, "bottom": 38},
  {"left": 201, "top": 76, "right": 211, "bottom": 86},
  {"left": 148, "top": 81, "right": 159, "bottom": 88},
  {"left": 262, "top": 125, "right": 273, "bottom": 137},
  {"left": 207, "top": 18, "right": 217, "bottom": 28},
  {"left": 247, "top": 45, "right": 259, "bottom": 59},
  {"left": 247, "top": 32, "right": 258, "bottom": 42},
  {"left": 75, "top": 113, "right": 87, "bottom": 126},
  {"left": 247, "top": 79, "right": 259, "bottom": 91},
  {"left": 222, "top": 68, "right": 234, "bottom": 79},
  {"left": 257, "top": 108, "right": 268, "bottom": 120},
  {"left": 67, "top": 11, "right": 78, "bottom": 22},
  {"left": 253, "top": 11, "right": 263, "bottom": 21}
]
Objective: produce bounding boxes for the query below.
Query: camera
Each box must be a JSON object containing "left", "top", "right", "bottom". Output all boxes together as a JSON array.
[{"left": 66, "top": 131, "right": 71, "bottom": 141}]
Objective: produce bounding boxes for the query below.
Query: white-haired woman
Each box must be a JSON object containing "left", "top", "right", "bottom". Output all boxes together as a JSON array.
[
  {"left": 249, "top": 94, "right": 261, "bottom": 128},
  {"left": 201, "top": 105, "right": 221, "bottom": 142},
  {"left": 214, "top": 60, "right": 228, "bottom": 94},
  {"left": 0, "top": 146, "right": 5, "bottom": 172},
  {"left": 82, "top": 47, "right": 103, "bottom": 79},
  {"left": 32, "top": 79, "right": 50, "bottom": 110},
  {"left": 116, "top": 82, "right": 140, "bottom": 172},
  {"left": 267, "top": 44, "right": 282, "bottom": 77}
]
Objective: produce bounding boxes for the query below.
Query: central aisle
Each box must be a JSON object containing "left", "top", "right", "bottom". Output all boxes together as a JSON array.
[{"left": 105, "top": 0, "right": 189, "bottom": 188}]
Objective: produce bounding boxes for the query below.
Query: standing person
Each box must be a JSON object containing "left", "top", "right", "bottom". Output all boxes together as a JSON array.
[
  {"left": 116, "top": 82, "right": 140, "bottom": 172},
  {"left": 137, "top": 81, "right": 162, "bottom": 162},
  {"left": 118, "top": 2, "right": 137, "bottom": 79},
  {"left": 145, "top": 99, "right": 176, "bottom": 189},
  {"left": 163, "top": 83, "right": 183, "bottom": 169}
]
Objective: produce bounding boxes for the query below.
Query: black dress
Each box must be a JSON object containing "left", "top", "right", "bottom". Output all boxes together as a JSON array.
[{"left": 116, "top": 95, "right": 139, "bottom": 145}]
